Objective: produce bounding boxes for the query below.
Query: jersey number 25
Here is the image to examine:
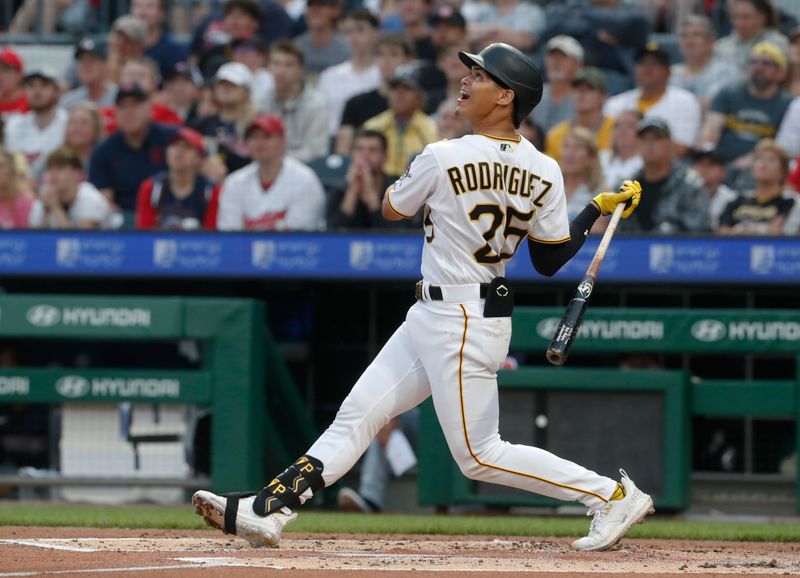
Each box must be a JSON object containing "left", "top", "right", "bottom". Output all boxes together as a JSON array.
[{"left": 469, "top": 204, "right": 533, "bottom": 264}]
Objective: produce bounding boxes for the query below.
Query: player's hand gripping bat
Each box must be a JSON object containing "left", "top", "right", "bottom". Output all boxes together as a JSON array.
[{"left": 546, "top": 181, "right": 641, "bottom": 365}]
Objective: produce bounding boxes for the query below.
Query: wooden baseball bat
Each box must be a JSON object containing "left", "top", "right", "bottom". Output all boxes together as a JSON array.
[{"left": 546, "top": 201, "right": 626, "bottom": 366}]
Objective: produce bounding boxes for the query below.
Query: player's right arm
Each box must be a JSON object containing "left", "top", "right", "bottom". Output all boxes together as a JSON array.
[
  {"left": 381, "top": 146, "right": 441, "bottom": 222},
  {"left": 381, "top": 184, "right": 405, "bottom": 221}
]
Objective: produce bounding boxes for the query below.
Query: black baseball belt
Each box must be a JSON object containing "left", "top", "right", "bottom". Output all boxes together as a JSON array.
[{"left": 415, "top": 280, "right": 490, "bottom": 301}]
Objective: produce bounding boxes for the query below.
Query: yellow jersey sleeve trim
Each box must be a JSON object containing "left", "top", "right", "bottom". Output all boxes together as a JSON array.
[
  {"left": 386, "top": 190, "right": 415, "bottom": 219},
  {"left": 528, "top": 234, "right": 571, "bottom": 244},
  {"left": 478, "top": 132, "right": 521, "bottom": 143}
]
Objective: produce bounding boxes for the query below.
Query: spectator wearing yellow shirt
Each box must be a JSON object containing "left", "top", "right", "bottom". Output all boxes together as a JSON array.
[
  {"left": 363, "top": 63, "right": 438, "bottom": 178},
  {"left": 546, "top": 67, "right": 613, "bottom": 164}
]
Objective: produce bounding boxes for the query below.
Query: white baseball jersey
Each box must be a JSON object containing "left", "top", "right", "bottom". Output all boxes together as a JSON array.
[
  {"left": 4, "top": 109, "right": 68, "bottom": 173},
  {"left": 306, "top": 132, "right": 618, "bottom": 514},
  {"left": 216, "top": 157, "right": 325, "bottom": 231},
  {"left": 386, "top": 134, "right": 570, "bottom": 285}
]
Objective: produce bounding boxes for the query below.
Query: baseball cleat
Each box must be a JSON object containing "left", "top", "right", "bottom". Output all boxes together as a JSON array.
[
  {"left": 337, "top": 487, "right": 377, "bottom": 513},
  {"left": 571, "top": 469, "right": 654, "bottom": 552},
  {"left": 192, "top": 490, "right": 297, "bottom": 547}
]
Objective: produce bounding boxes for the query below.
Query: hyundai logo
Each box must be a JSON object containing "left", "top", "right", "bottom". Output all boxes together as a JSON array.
[
  {"left": 26, "top": 305, "right": 61, "bottom": 327},
  {"left": 691, "top": 319, "right": 727, "bottom": 343},
  {"left": 55, "top": 375, "right": 90, "bottom": 398}
]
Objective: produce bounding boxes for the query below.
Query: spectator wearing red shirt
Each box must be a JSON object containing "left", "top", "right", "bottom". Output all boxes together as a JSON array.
[
  {"left": 136, "top": 127, "right": 220, "bottom": 229},
  {"left": 0, "top": 48, "right": 28, "bottom": 118},
  {"left": 101, "top": 56, "right": 182, "bottom": 133}
]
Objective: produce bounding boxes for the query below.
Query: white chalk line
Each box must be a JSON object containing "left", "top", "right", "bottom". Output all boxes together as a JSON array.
[
  {"left": 0, "top": 540, "right": 97, "bottom": 553},
  {"left": 0, "top": 563, "right": 223, "bottom": 577},
  {"left": 174, "top": 558, "right": 542, "bottom": 572}
]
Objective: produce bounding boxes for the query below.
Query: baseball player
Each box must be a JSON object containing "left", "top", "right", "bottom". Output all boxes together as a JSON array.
[{"left": 193, "top": 43, "right": 650, "bottom": 552}]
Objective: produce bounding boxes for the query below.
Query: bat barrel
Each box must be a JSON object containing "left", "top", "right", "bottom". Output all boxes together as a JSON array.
[{"left": 546, "top": 347, "right": 566, "bottom": 366}]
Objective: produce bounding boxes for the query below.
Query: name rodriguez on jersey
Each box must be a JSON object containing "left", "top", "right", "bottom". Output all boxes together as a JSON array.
[{"left": 445, "top": 161, "right": 552, "bottom": 204}]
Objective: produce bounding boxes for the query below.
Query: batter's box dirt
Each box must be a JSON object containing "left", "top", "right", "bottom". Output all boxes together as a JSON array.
[{"left": 1, "top": 528, "right": 799, "bottom": 576}]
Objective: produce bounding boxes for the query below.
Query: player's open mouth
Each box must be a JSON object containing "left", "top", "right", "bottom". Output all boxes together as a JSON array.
[{"left": 458, "top": 89, "right": 469, "bottom": 102}]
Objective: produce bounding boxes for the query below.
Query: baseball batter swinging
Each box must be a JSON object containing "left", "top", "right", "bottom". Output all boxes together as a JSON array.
[{"left": 194, "top": 43, "right": 652, "bottom": 552}]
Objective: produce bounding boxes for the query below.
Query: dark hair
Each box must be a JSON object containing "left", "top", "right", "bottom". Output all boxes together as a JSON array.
[
  {"left": 377, "top": 32, "right": 416, "bottom": 58},
  {"left": 46, "top": 146, "right": 83, "bottom": 171},
  {"left": 224, "top": 0, "right": 262, "bottom": 22},
  {"left": 735, "top": 0, "right": 777, "bottom": 28},
  {"left": 270, "top": 39, "right": 305, "bottom": 68},
  {"left": 354, "top": 128, "right": 388, "bottom": 152},
  {"left": 345, "top": 7, "right": 379, "bottom": 28}
]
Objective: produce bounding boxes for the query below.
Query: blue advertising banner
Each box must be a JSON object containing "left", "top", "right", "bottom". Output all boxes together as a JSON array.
[{"left": 0, "top": 231, "right": 797, "bottom": 283}]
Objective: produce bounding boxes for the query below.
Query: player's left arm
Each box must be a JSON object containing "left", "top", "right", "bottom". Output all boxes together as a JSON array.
[{"left": 530, "top": 181, "right": 641, "bottom": 277}]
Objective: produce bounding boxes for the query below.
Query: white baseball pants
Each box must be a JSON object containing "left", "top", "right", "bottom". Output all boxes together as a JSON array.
[{"left": 306, "top": 298, "right": 617, "bottom": 509}]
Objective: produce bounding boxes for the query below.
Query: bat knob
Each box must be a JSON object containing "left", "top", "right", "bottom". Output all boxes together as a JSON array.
[{"left": 546, "top": 349, "right": 566, "bottom": 366}]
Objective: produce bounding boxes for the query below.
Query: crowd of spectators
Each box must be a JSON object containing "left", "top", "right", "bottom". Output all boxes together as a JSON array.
[{"left": 0, "top": 0, "right": 799, "bottom": 236}]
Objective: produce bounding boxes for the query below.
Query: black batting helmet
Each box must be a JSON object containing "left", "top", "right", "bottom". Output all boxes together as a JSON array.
[{"left": 458, "top": 43, "right": 543, "bottom": 127}]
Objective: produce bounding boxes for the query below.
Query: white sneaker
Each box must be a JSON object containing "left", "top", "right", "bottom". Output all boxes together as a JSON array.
[
  {"left": 571, "top": 469, "right": 654, "bottom": 552},
  {"left": 192, "top": 490, "right": 297, "bottom": 547}
]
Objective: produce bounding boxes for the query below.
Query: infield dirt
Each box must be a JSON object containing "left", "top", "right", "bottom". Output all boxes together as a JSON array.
[{"left": 0, "top": 526, "right": 798, "bottom": 577}]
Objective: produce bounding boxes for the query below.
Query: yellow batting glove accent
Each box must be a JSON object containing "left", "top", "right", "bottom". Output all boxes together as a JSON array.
[{"left": 593, "top": 180, "right": 642, "bottom": 219}]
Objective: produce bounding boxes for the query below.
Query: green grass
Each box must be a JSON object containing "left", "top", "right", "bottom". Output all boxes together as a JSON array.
[{"left": 1, "top": 504, "right": 799, "bottom": 542}]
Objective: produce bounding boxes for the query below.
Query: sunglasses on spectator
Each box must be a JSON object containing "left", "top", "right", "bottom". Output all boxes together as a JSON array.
[{"left": 749, "top": 58, "right": 779, "bottom": 67}]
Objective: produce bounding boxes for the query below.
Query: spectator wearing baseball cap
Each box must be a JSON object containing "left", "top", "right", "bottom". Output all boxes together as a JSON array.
[
  {"left": 88, "top": 83, "right": 178, "bottom": 221},
  {"left": 363, "top": 62, "right": 438, "bottom": 178},
  {"left": 60, "top": 38, "right": 117, "bottom": 111},
  {"left": 604, "top": 42, "right": 701, "bottom": 157},
  {"left": 190, "top": 62, "right": 256, "bottom": 177},
  {"left": 131, "top": 0, "right": 190, "bottom": 82},
  {"left": 108, "top": 15, "right": 149, "bottom": 83},
  {"left": 546, "top": 67, "right": 613, "bottom": 164},
  {"left": 260, "top": 40, "right": 329, "bottom": 163},
  {"left": 216, "top": 113, "right": 325, "bottom": 231},
  {"left": 530, "top": 36, "right": 584, "bottom": 134},
  {"left": 465, "top": 0, "right": 545, "bottom": 54},
  {"left": 4, "top": 68, "right": 68, "bottom": 176},
  {"left": 136, "top": 127, "right": 220, "bottom": 230},
  {"left": 700, "top": 41, "right": 792, "bottom": 172},
  {"left": 101, "top": 56, "right": 182, "bottom": 134},
  {"left": 0, "top": 47, "right": 28, "bottom": 117},
  {"left": 623, "top": 117, "right": 710, "bottom": 234}
]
